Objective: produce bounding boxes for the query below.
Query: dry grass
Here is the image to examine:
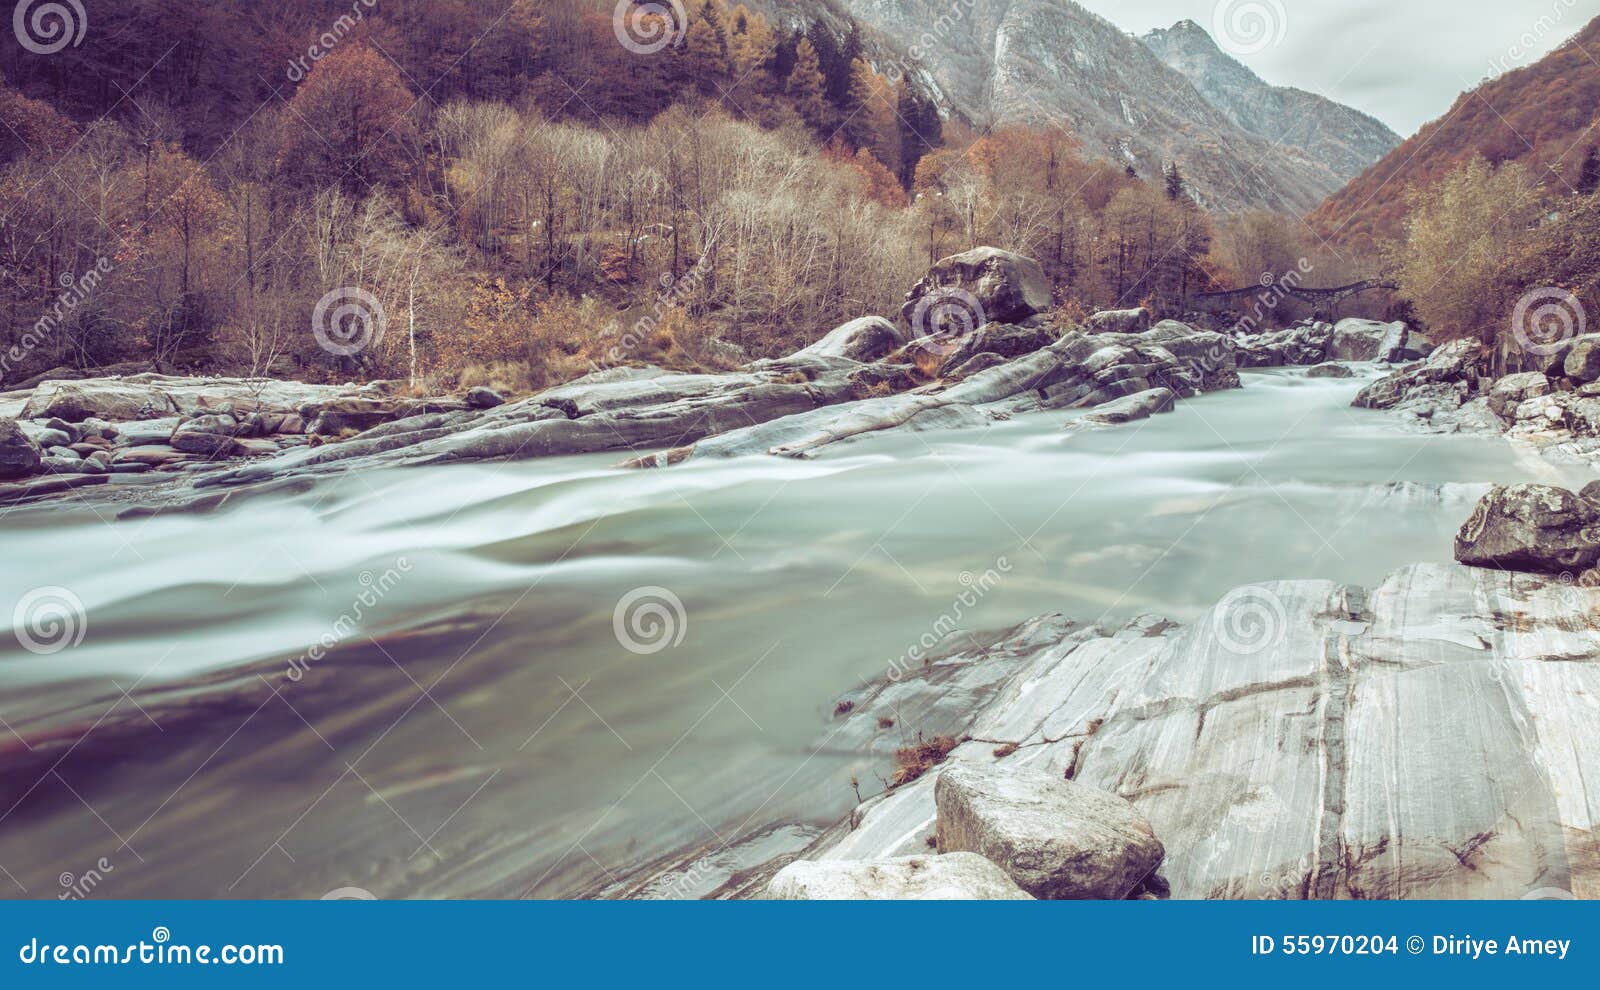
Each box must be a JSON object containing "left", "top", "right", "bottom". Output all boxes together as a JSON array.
[
  {"left": 891, "top": 733, "right": 961, "bottom": 787},
  {"left": 877, "top": 716, "right": 895, "bottom": 729},
  {"left": 832, "top": 699, "right": 855, "bottom": 718},
  {"left": 992, "top": 742, "right": 1019, "bottom": 758}
]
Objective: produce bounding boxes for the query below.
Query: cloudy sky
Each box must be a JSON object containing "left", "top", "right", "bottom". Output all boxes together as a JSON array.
[{"left": 1079, "top": 0, "right": 1599, "bottom": 135}]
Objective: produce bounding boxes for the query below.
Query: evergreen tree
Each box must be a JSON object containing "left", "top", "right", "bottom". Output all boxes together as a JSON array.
[
  {"left": 896, "top": 82, "right": 942, "bottom": 188},
  {"left": 786, "top": 37, "right": 831, "bottom": 133},
  {"left": 1164, "top": 160, "right": 1187, "bottom": 201},
  {"left": 1579, "top": 145, "right": 1600, "bottom": 196}
]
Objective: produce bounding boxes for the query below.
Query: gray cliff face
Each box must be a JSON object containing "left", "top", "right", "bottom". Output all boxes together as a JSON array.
[{"left": 1142, "top": 19, "right": 1401, "bottom": 182}]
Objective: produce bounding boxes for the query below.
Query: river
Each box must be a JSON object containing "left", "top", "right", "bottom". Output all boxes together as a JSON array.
[{"left": 0, "top": 367, "right": 1586, "bottom": 899}]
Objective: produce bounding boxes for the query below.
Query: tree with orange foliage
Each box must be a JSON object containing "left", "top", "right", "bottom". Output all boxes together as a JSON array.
[{"left": 278, "top": 43, "right": 418, "bottom": 194}]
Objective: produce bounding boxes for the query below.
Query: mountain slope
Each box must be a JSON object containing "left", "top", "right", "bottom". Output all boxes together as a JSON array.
[
  {"left": 1143, "top": 19, "right": 1400, "bottom": 182},
  {"left": 1310, "top": 15, "right": 1600, "bottom": 249}
]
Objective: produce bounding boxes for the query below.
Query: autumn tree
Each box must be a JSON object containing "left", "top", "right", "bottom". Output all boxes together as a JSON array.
[
  {"left": 277, "top": 43, "right": 418, "bottom": 194},
  {"left": 786, "top": 38, "right": 831, "bottom": 134},
  {"left": 1392, "top": 157, "right": 1546, "bottom": 350}
]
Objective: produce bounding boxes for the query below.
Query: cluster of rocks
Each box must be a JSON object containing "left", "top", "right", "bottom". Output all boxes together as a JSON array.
[
  {"left": 1354, "top": 334, "right": 1600, "bottom": 466},
  {"left": 767, "top": 763, "right": 1165, "bottom": 900},
  {"left": 1233, "top": 317, "right": 1424, "bottom": 368},
  {"left": 0, "top": 374, "right": 507, "bottom": 506}
]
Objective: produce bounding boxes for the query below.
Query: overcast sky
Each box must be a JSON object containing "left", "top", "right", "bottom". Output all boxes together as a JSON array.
[{"left": 1079, "top": 0, "right": 1600, "bottom": 135}]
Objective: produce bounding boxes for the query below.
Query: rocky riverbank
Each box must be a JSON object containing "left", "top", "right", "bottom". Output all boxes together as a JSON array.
[{"left": 0, "top": 248, "right": 1250, "bottom": 512}]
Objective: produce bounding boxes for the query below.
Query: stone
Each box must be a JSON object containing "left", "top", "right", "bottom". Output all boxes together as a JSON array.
[
  {"left": 934, "top": 763, "right": 1164, "bottom": 899},
  {"left": 1487, "top": 372, "right": 1553, "bottom": 420},
  {"left": 1563, "top": 334, "right": 1600, "bottom": 384},
  {"left": 794, "top": 316, "right": 910, "bottom": 363},
  {"left": 1582, "top": 481, "right": 1600, "bottom": 505},
  {"left": 20, "top": 381, "right": 177, "bottom": 422},
  {"left": 1082, "top": 387, "right": 1177, "bottom": 425},
  {"left": 938, "top": 323, "right": 1057, "bottom": 372},
  {"left": 0, "top": 418, "right": 43, "bottom": 480},
  {"left": 465, "top": 386, "right": 507, "bottom": 410},
  {"left": 765, "top": 853, "right": 1033, "bottom": 900},
  {"left": 1306, "top": 362, "right": 1354, "bottom": 379},
  {"left": 901, "top": 247, "right": 1053, "bottom": 329},
  {"left": 0, "top": 472, "right": 109, "bottom": 504},
  {"left": 1455, "top": 484, "right": 1600, "bottom": 573},
  {"left": 1086, "top": 308, "right": 1153, "bottom": 335},
  {"left": 1236, "top": 322, "right": 1333, "bottom": 367},
  {"left": 30, "top": 427, "right": 73, "bottom": 448},
  {"left": 1329, "top": 319, "right": 1410, "bottom": 363},
  {"left": 1354, "top": 339, "right": 1479, "bottom": 411}
]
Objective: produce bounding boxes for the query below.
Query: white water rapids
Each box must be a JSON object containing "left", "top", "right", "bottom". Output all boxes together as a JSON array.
[{"left": 0, "top": 368, "right": 1587, "bottom": 898}]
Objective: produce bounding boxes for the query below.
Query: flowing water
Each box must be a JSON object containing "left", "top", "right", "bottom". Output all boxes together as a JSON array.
[{"left": 0, "top": 368, "right": 1589, "bottom": 899}]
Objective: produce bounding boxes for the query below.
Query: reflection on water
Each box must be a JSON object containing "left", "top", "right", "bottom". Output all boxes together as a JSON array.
[{"left": 0, "top": 369, "right": 1587, "bottom": 898}]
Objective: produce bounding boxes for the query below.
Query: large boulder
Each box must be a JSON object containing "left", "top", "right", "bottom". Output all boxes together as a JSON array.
[
  {"left": 0, "top": 419, "right": 44, "bottom": 480},
  {"left": 1455, "top": 484, "right": 1600, "bottom": 573},
  {"left": 765, "top": 853, "right": 1032, "bottom": 900},
  {"left": 1486, "top": 372, "right": 1553, "bottom": 420},
  {"left": 1563, "top": 334, "right": 1600, "bottom": 384},
  {"left": 934, "top": 763, "right": 1164, "bottom": 899},
  {"left": 1118, "top": 323, "right": 1239, "bottom": 392},
  {"left": 901, "top": 248, "right": 1052, "bottom": 330},
  {"left": 1329, "top": 319, "right": 1410, "bottom": 363},
  {"left": 1306, "top": 362, "right": 1354, "bottom": 379},
  {"left": 796, "top": 316, "right": 911, "bottom": 363},
  {"left": 1086, "top": 308, "right": 1152, "bottom": 335}
]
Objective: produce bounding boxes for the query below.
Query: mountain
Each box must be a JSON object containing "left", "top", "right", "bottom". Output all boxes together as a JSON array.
[
  {"left": 757, "top": 0, "right": 1382, "bottom": 213},
  {"left": 1310, "top": 15, "right": 1600, "bottom": 249},
  {"left": 1142, "top": 19, "right": 1400, "bottom": 182}
]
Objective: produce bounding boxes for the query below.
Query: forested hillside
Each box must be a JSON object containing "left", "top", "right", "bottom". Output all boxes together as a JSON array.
[
  {"left": 0, "top": 0, "right": 1335, "bottom": 392},
  {"left": 1310, "top": 15, "right": 1600, "bottom": 251}
]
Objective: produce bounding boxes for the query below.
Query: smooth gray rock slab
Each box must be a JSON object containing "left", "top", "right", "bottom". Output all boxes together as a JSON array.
[
  {"left": 1564, "top": 334, "right": 1600, "bottom": 384},
  {"left": 1082, "top": 387, "right": 1176, "bottom": 425},
  {"left": 934, "top": 763, "right": 1164, "bottom": 899},
  {"left": 1306, "top": 362, "right": 1354, "bottom": 379},
  {"left": 765, "top": 853, "right": 1033, "bottom": 900},
  {"left": 795, "top": 316, "right": 910, "bottom": 363}
]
